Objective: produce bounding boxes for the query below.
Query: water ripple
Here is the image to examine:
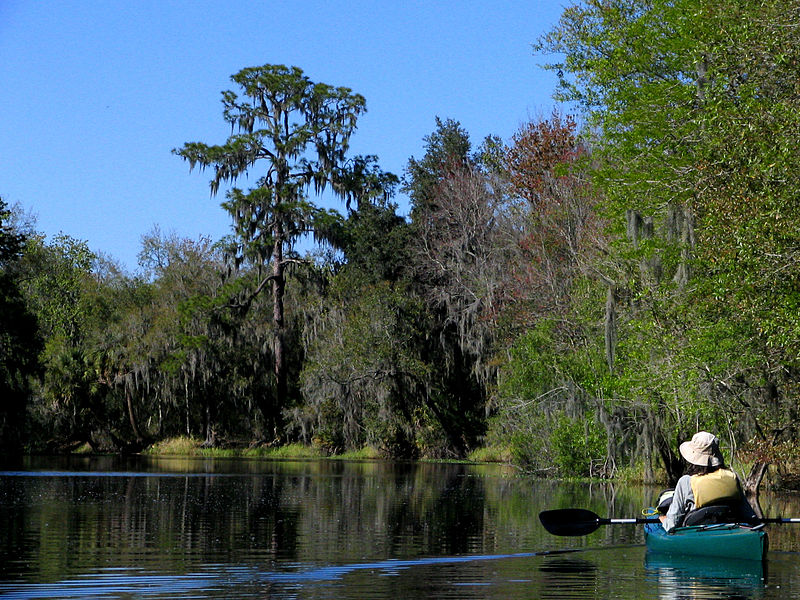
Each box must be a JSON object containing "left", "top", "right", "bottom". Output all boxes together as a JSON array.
[{"left": 0, "top": 550, "right": 580, "bottom": 599}]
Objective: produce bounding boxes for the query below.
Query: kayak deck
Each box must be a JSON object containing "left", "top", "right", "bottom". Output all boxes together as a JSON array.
[{"left": 644, "top": 522, "right": 768, "bottom": 561}]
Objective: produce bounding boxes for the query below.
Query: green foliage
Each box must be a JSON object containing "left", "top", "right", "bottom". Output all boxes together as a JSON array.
[
  {"left": 497, "top": 411, "right": 607, "bottom": 478},
  {"left": 522, "top": 0, "right": 800, "bottom": 482},
  {"left": 498, "top": 320, "right": 560, "bottom": 401},
  {"left": 0, "top": 199, "right": 40, "bottom": 451},
  {"left": 551, "top": 414, "right": 607, "bottom": 477},
  {"left": 466, "top": 445, "right": 511, "bottom": 464},
  {"left": 404, "top": 117, "right": 472, "bottom": 215},
  {"left": 21, "top": 234, "right": 95, "bottom": 341},
  {"left": 0, "top": 199, "right": 25, "bottom": 262},
  {"left": 508, "top": 430, "right": 547, "bottom": 471},
  {"left": 327, "top": 198, "right": 412, "bottom": 284},
  {"left": 299, "top": 274, "right": 432, "bottom": 456},
  {"left": 13, "top": 233, "right": 114, "bottom": 447},
  {"left": 310, "top": 399, "right": 345, "bottom": 454}
]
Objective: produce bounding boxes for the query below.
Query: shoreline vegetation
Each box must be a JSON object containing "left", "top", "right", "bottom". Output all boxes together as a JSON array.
[
  {"left": 62, "top": 436, "right": 793, "bottom": 492},
  {"left": 70, "top": 436, "right": 507, "bottom": 466}
]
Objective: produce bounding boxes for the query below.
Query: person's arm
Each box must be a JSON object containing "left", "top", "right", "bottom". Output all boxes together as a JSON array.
[{"left": 664, "top": 476, "right": 692, "bottom": 531}]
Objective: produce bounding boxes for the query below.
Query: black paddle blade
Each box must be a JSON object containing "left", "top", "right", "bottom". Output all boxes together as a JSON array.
[{"left": 539, "top": 508, "right": 602, "bottom": 536}]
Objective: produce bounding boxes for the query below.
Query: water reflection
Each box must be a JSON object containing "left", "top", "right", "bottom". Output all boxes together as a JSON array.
[
  {"left": 645, "top": 554, "right": 767, "bottom": 599},
  {"left": 539, "top": 557, "right": 598, "bottom": 599},
  {"left": 1, "top": 457, "right": 800, "bottom": 599}
]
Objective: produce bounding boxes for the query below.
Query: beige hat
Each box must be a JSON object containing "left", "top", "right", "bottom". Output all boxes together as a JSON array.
[{"left": 679, "top": 431, "right": 724, "bottom": 467}]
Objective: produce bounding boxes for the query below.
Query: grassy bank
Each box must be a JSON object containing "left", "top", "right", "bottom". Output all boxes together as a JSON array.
[
  {"left": 137, "top": 436, "right": 509, "bottom": 464},
  {"left": 119, "top": 438, "right": 798, "bottom": 491},
  {"left": 141, "top": 437, "right": 390, "bottom": 461}
]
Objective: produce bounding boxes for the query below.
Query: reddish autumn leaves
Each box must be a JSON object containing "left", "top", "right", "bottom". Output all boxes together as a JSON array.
[{"left": 502, "top": 113, "right": 601, "bottom": 326}]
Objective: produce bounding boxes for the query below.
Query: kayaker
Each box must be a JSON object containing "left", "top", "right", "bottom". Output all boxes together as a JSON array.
[{"left": 662, "top": 431, "right": 757, "bottom": 531}]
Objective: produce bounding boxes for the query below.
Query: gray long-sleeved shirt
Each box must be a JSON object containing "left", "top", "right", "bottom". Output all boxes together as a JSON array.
[{"left": 664, "top": 471, "right": 757, "bottom": 531}]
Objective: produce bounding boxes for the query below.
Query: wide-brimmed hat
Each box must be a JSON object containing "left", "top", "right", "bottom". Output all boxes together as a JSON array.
[{"left": 679, "top": 431, "right": 724, "bottom": 467}]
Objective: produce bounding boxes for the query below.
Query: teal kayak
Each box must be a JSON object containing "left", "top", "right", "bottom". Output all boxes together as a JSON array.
[{"left": 644, "top": 522, "right": 768, "bottom": 561}]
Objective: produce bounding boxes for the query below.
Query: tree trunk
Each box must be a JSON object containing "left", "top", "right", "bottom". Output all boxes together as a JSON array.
[
  {"left": 126, "top": 388, "right": 143, "bottom": 442},
  {"left": 202, "top": 397, "right": 216, "bottom": 448},
  {"left": 270, "top": 223, "right": 286, "bottom": 441},
  {"left": 604, "top": 285, "right": 616, "bottom": 373},
  {"left": 743, "top": 461, "right": 769, "bottom": 519}
]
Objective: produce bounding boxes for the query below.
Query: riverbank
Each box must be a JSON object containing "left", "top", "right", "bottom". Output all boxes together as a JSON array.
[
  {"left": 64, "top": 436, "right": 671, "bottom": 483},
  {"left": 69, "top": 436, "right": 511, "bottom": 466},
  {"left": 65, "top": 436, "right": 799, "bottom": 492}
]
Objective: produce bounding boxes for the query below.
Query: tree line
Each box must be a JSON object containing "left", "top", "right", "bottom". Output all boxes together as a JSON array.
[{"left": 2, "top": 0, "right": 799, "bottom": 489}]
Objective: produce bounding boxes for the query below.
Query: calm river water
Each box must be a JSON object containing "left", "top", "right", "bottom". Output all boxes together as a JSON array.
[{"left": 2, "top": 456, "right": 800, "bottom": 599}]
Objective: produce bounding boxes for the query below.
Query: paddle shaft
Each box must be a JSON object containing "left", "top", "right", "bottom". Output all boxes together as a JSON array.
[
  {"left": 539, "top": 507, "right": 800, "bottom": 537},
  {"left": 761, "top": 517, "right": 800, "bottom": 524},
  {"left": 603, "top": 517, "right": 800, "bottom": 525},
  {"left": 601, "top": 517, "right": 661, "bottom": 525}
]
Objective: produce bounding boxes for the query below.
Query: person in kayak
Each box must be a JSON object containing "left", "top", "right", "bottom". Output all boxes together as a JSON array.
[{"left": 663, "top": 431, "right": 757, "bottom": 531}]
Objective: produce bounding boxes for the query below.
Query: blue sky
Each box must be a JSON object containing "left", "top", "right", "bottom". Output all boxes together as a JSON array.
[{"left": 1, "top": 1, "right": 566, "bottom": 272}]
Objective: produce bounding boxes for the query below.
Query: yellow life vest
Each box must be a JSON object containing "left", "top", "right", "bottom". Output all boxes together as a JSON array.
[{"left": 690, "top": 468, "right": 740, "bottom": 508}]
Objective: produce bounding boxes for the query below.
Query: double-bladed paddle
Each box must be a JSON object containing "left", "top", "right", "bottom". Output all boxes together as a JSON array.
[{"left": 539, "top": 508, "right": 800, "bottom": 536}]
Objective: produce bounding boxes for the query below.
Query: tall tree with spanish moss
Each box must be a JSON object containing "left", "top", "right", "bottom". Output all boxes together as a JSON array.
[{"left": 175, "top": 64, "right": 371, "bottom": 437}]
